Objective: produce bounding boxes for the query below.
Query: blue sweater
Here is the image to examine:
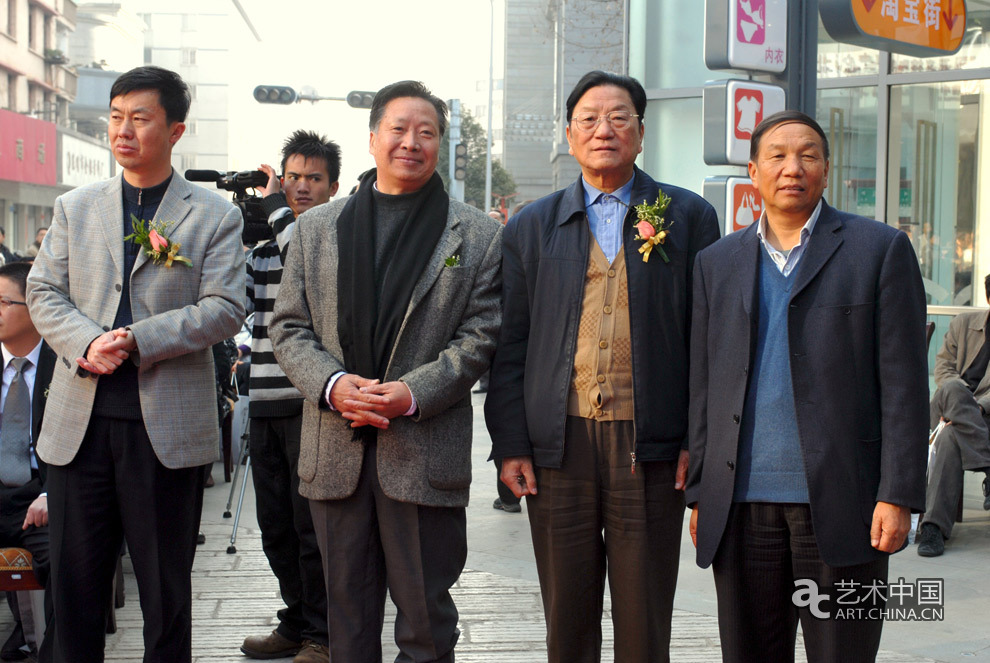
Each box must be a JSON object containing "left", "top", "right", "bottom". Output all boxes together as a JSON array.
[{"left": 733, "top": 249, "right": 809, "bottom": 503}]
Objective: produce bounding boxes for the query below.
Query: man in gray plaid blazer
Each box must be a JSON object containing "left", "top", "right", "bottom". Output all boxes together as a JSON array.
[
  {"left": 25, "top": 66, "right": 244, "bottom": 663},
  {"left": 269, "top": 81, "right": 501, "bottom": 663}
]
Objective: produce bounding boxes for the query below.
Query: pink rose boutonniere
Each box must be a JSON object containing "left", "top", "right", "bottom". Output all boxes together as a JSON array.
[
  {"left": 124, "top": 215, "right": 193, "bottom": 268},
  {"left": 631, "top": 192, "right": 673, "bottom": 263}
]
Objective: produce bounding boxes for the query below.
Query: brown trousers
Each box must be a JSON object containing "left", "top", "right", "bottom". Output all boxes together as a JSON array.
[{"left": 527, "top": 416, "right": 684, "bottom": 663}]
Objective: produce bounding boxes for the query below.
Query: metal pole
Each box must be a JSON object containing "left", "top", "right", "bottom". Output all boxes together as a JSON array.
[
  {"left": 771, "top": 0, "right": 819, "bottom": 117},
  {"left": 485, "top": 0, "right": 495, "bottom": 213},
  {"left": 449, "top": 99, "right": 465, "bottom": 202}
]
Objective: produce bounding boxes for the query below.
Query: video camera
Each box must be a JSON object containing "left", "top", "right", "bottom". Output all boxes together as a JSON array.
[{"left": 184, "top": 169, "right": 274, "bottom": 244}]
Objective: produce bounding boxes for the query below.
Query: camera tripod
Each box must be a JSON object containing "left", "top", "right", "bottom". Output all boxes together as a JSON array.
[{"left": 222, "top": 431, "right": 252, "bottom": 554}]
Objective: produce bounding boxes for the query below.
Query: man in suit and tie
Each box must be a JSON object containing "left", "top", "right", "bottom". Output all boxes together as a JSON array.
[
  {"left": 269, "top": 80, "right": 501, "bottom": 663},
  {"left": 687, "top": 110, "right": 929, "bottom": 662},
  {"left": 25, "top": 65, "right": 245, "bottom": 662},
  {"left": 917, "top": 274, "right": 990, "bottom": 557},
  {"left": 0, "top": 261, "right": 55, "bottom": 660},
  {"left": 485, "top": 70, "right": 720, "bottom": 663}
]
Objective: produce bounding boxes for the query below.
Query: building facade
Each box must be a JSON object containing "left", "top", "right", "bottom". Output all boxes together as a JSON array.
[
  {"left": 0, "top": 0, "right": 84, "bottom": 255},
  {"left": 628, "top": 1, "right": 990, "bottom": 370}
]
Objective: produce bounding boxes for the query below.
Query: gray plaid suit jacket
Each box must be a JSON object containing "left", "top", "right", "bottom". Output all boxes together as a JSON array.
[
  {"left": 26, "top": 172, "right": 246, "bottom": 469},
  {"left": 269, "top": 196, "right": 502, "bottom": 508}
]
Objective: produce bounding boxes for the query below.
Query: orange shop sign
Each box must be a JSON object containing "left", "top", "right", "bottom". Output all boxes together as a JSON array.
[{"left": 820, "top": 0, "right": 966, "bottom": 57}]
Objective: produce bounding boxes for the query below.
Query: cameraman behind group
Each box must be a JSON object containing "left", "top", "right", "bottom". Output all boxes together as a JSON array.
[{"left": 242, "top": 130, "right": 340, "bottom": 663}]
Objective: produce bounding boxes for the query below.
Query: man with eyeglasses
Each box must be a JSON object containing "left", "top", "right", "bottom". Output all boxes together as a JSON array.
[
  {"left": 485, "top": 70, "right": 720, "bottom": 663},
  {"left": 0, "top": 262, "right": 55, "bottom": 661}
]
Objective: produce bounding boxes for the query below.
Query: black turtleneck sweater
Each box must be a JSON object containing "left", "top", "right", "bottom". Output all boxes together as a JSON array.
[{"left": 92, "top": 174, "right": 173, "bottom": 420}]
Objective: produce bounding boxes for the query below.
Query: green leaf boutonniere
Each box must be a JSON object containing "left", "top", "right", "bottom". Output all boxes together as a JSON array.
[
  {"left": 632, "top": 192, "right": 673, "bottom": 263},
  {"left": 124, "top": 215, "right": 193, "bottom": 268},
  {"left": 444, "top": 254, "right": 461, "bottom": 268}
]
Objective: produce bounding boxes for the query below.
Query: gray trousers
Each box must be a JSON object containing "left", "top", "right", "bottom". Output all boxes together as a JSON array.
[{"left": 922, "top": 378, "right": 990, "bottom": 537}]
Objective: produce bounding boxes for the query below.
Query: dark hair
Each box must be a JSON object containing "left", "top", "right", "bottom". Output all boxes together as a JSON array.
[
  {"left": 749, "top": 110, "right": 830, "bottom": 162},
  {"left": 110, "top": 66, "right": 191, "bottom": 124},
  {"left": 0, "top": 262, "right": 32, "bottom": 297},
  {"left": 985, "top": 273, "right": 990, "bottom": 302},
  {"left": 565, "top": 71, "right": 647, "bottom": 123},
  {"left": 280, "top": 130, "right": 342, "bottom": 183},
  {"left": 369, "top": 81, "right": 448, "bottom": 138}
]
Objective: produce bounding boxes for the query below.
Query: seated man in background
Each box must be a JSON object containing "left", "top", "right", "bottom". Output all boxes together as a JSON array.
[
  {"left": 0, "top": 262, "right": 55, "bottom": 660},
  {"left": 918, "top": 273, "right": 990, "bottom": 557}
]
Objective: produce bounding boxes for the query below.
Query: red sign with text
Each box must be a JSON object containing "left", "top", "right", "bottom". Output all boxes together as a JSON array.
[
  {"left": 734, "top": 88, "right": 764, "bottom": 140},
  {"left": 0, "top": 109, "right": 57, "bottom": 186},
  {"left": 732, "top": 182, "right": 763, "bottom": 232}
]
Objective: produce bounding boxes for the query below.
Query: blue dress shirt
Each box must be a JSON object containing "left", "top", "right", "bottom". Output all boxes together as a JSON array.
[{"left": 583, "top": 176, "right": 635, "bottom": 264}]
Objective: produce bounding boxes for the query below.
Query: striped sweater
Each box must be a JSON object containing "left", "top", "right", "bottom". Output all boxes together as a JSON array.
[{"left": 245, "top": 193, "right": 303, "bottom": 418}]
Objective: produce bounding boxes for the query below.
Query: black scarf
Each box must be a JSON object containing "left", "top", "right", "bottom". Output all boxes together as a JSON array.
[{"left": 337, "top": 169, "right": 449, "bottom": 384}]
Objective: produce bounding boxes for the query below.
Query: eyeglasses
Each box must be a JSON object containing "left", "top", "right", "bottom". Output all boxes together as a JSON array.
[
  {"left": 570, "top": 111, "right": 640, "bottom": 132},
  {"left": 0, "top": 298, "right": 27, "bottom": 311}
]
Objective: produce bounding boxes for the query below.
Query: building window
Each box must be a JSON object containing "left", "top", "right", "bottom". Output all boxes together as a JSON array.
[
  {"left": 182, "top": 14, "right": 196, "bottom": 31},
  {"left": 28, "top": 7, "right": 37, "bottom": 51},
  {"left": 0, "top": 0, "right": 8, "bottom": 35},
  {"left": 181, "top": 154, "right": 196, "bottom": 172},
  {"left": 144, "top": 47, "right": 152, "bottom": 64},
  {"left": 186, "top": 120, "right": 197, "bottom": 136},
  {"left": 182, "top": 48, "right": 196, "bottom": 66},
  {"left": 0, "top": 72, "right": 10, "bottom": 109}
]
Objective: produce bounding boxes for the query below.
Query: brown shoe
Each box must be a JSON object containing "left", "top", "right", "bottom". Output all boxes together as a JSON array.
[
  {"left": 293, "top": 641, "right": 330, "bottom": 663},
  {"left": 240, "top": 631, "right": 302, "bottom": 659}
]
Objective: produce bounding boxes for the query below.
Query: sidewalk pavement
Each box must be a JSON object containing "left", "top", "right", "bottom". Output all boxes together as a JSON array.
[{"left": 38, "top": 392, "right": 986, "bottom": 661}]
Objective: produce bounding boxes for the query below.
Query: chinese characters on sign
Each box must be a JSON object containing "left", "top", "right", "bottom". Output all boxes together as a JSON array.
[
  {"left": 705, "top": 0, "right": 788, "bottom": 73},
  {"left": 821, "top": 0, "right": 966, "bottom": 57}
]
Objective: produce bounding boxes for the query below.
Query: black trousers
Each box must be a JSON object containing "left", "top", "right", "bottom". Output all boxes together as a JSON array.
[
  {"left": 713, "top": 503, "right": 888, "bottom": 663},
  {"left": 40, "top": 416, "right": 205, "bottom": 663},
  {"left": 310, "top": 442, "right": 466, "bottom": 663},
  {"left": 249, "top": 415, "right": 327, "bottom": 645}
]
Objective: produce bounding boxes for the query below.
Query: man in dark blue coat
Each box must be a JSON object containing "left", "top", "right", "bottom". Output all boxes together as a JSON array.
[
  {"left": 686, "top": 110, "right": 929, "bottom": 663},
  {"left": 486, "top": 71, "right": 720, "bottom": 663}
]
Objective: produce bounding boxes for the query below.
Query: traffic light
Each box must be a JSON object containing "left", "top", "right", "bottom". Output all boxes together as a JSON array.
[
  {"left": 454, "top": 143, "right": 468, "bottom": 181},
  {"left": 253, "top": 85, "right": 297, "bottom": 105},
  {"left": 346, "top": 91, "right": 376, "bottom": 109}
]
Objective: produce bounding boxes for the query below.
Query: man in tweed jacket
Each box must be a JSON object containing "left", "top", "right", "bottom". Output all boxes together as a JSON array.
[
  {"left": 25, "top": 66, "right": 244, "bottom": 663},
  {"left": 269, "top": 81, "right": 500, "bottom": 663}
]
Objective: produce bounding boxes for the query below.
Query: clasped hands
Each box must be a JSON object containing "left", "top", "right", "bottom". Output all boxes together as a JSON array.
[
  {"left": 77, "top": 328, "right": 136, "bottom": 375},
  {"left": 330, "top": 374, "right": 412, "bottom": 430}
]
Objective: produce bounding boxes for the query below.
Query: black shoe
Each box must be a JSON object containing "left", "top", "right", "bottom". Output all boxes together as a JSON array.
[
  {"left": 492, "top": 497, "right": 522, "bottom": 513},
  {"left": 983, "top": 475, "right": 990, "bottom": 511},
  {"left": 917, "top": 523, "right": 945, "bottom": 557},
  {"left": 0, "top": 621, "right": 27, "bottom": 661}
]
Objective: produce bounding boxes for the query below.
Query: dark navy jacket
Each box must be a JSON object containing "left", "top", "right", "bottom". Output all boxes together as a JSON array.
[
  {"left": 686, "top": 202, "right": 929, "bottom": 567},
  {"left": 486, "top": 167, "right": 720, "bottom": 467}
]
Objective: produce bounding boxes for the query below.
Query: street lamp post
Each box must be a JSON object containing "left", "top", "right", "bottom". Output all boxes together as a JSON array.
[{"left": 485, "top": 0, "right": 494, "bottom": 214}]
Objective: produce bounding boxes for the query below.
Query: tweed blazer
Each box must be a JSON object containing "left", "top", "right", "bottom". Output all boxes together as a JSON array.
[
  {"left": 26, "top": 172, "right": 246, "bottom": 469},
  {"left": 934, "top": 309, "right": 990, "bottom": 411},
  {"left": 269, "top": 196, "right": 502, "bottom": 508}
]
